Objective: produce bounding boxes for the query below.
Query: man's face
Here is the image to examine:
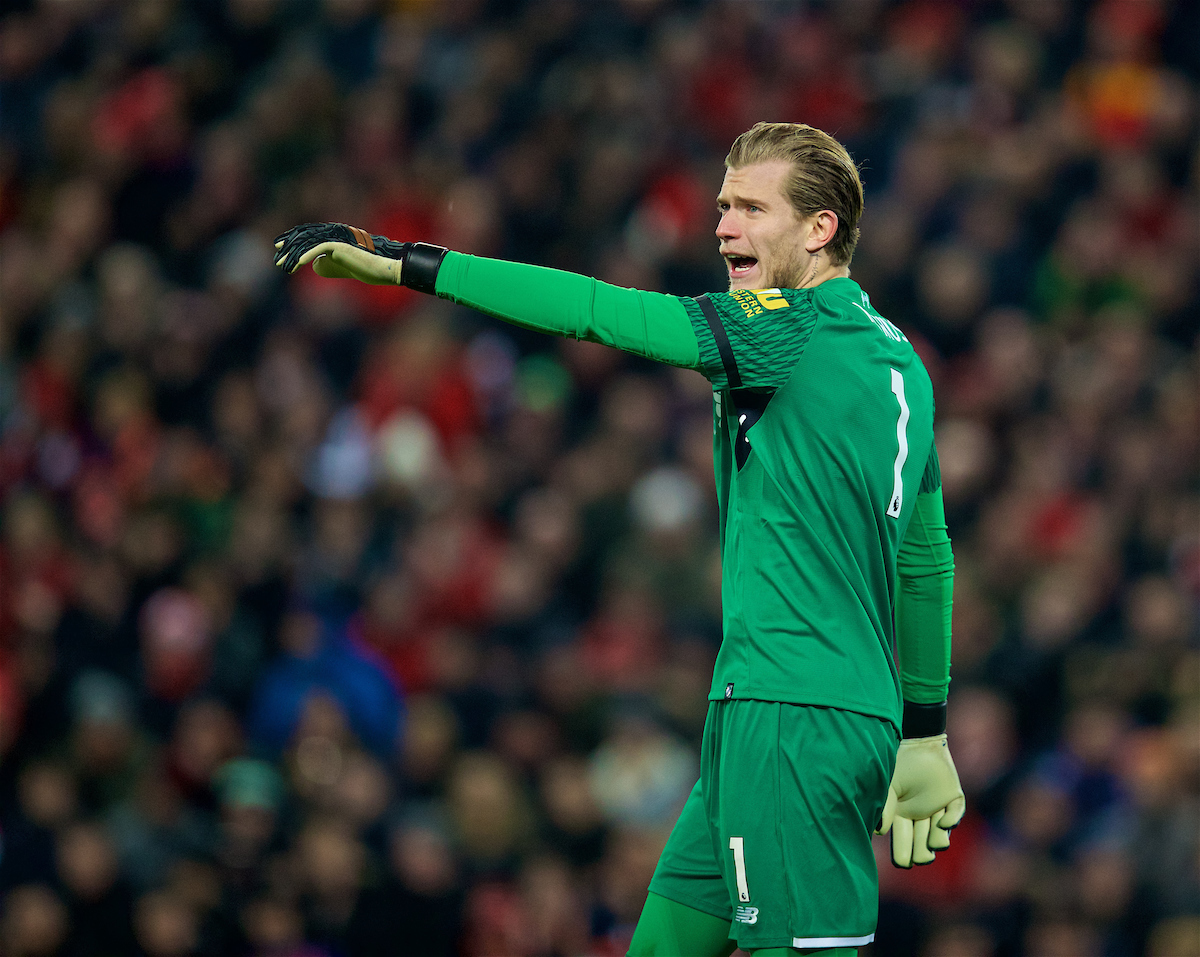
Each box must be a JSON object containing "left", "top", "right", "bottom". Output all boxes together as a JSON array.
[{"left": 716, "top": 160, "right": 810, "bottom": 291}]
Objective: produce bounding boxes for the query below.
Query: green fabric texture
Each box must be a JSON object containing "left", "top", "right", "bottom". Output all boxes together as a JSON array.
[
  {"left": 436, "top": 252, "right": 701, "bottom": 368},
  {"left": 752, "top": 949, "right": 854, "bottom": 956},
  {"left": 895, "top": 489, "right": 955, "bottom": 704},
  {"left": 628, "top": 892, "right": 736, "bottom": 957},
  {"left": 681, "top": 287, "right": 819, "bottom": 390}
]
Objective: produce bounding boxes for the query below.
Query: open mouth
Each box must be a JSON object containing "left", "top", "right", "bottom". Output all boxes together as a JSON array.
[{"left": 726, "top": 255, "right": 758, "bottom": 279}]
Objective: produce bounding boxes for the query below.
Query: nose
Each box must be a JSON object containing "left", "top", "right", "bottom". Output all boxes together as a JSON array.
[{"left": 716, "top": 210, "right": 740, "bottom": 242}]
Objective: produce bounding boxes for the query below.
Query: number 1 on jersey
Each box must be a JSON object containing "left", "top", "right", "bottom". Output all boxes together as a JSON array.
[
  {"left": 729, "top": 836, "right": 750, "bottom": 902},
  {"left": 888, "top": 369, "right": 909, "bottom": 518}
]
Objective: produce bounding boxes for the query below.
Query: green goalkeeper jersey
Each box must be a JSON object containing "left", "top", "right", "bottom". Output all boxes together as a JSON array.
[
  {"left": 679, "top": 284, "right": 936, "bottom": 722},
  {"left": 434, "top": 253, "right": 951, "bottom": 731}
]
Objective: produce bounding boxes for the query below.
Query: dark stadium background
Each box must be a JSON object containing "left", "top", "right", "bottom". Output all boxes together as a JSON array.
[{"left": 0, "top": 1, "right": 1196, "bottom": 955}]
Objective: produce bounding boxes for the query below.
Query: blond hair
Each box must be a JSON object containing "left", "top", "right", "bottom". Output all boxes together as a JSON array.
[{"left": 726, "top": 122, "right": 864, "bottom": 266}]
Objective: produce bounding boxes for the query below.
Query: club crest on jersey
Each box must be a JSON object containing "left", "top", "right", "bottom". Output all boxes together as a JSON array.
[{"left": 735, "top": 906, "right": 759, "bottom": 925}]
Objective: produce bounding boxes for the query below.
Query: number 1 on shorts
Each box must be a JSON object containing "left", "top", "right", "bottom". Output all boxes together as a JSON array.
[{"left": 729, "top": 836, "right": 750, "bottom": 902}]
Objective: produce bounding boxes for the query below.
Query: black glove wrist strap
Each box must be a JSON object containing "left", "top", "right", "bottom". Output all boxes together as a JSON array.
[
  {"left": 399, "top": 242, "right": 449, "bottom": 295},
  {"left": 902, "top": 700, "right": 947, "bottom": 738}
]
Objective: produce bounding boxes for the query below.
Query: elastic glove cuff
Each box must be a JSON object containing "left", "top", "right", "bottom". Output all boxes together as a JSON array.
[
  {"left": 902, "top": 700, "right": 947, "bottom": 738},
  {"left": 399, "top": 242, "right": 449, "bottom": 295}
]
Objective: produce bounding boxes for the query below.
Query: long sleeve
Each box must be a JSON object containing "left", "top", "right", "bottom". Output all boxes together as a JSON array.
[
  {"left": 434, "top": 252, "right": 703, "bottom": 369},
  {"left": 894, "top": 487, "right": 954, "bottom": 704}
]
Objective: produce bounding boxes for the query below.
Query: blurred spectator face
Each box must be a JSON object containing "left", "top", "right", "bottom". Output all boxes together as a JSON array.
[
  {"left": 212, "top": 372, "right": 263, "bottom": 456},
  {"left": 290, "top": 693, "right": 354, "bottom": 800},
  {"left": 535, "top": 645, "right": 596, "bottom": 721},
  {"left": 601, "top": 374, "right": 668, "bottom": 449},
  {"left": 242, "top": 898, "right": 306, "bottom": 955},
  {"left": 391, "top": 822, "right": 458, "bottom": 897},
  {"left": 491, "top": 709, "right": 559, "bottom": 774},
  {"left": 97, "top": 245, "right": 160, "bottom": 354},
  {"left": 18, "top": 762, "right": 78, "bottom": 828},
  {"left": 947, "top": 577, "right": 1003, "bottom": 672},
  {"left": 1118, "top": 727, "right": 1183, "bottom": 811},
  {"left": 55, "top": 822, "right": 118, "bottom": 901},
  {"left": 436, "top": 178, "right": 500, "bottom": 254},
  {"left": 72, "top": 552, "right": 129, "bottom": 626},
  {"left": 1024, "top": 919, "right": 1100, "bottom": 957},
  {"left": 4, "top": 493, "right": 59, "bottom": 566},
  {"left": 297, "top": 821, "right": 364, "bottom": 903},
  {"left": 135, "top": 891, "right": 197, "bottom": 957},
  {"left": 1075, "top": 846, "right": 1134, "bottom": 923},
  {"left": 1019, "top": 565, "right": 1099, "bottom": 650},
  {"left": 916, "top": 245, "right": 990, "bottom": 329},
  {"left": 119, "top": 510, "right": 184, "bottom": 580},
  {"left": 228, "top": 502, "right": 291, "bottom": 581},
  {"left": 949, "top": 687, "right": 1016, "bottom": 796},
  {"left": 70, "top": 671, "right": 135, "bottom": 776},
  {"left": 969, "top": 840, "right": 1032, "bottom": 909},
  {"left": 540, "top": 755, "right": 604, "bottom": 837},
  {"left": 1146, "top": 917, "right": 1200, "bottom": 957},
  {"left": 519, "top": 854, "right": 588, "bottom": 957},
  {"left": 856, "top": 200, "right": 919, "bottom": 278},
  {"left": 171, "top": 699, "right": 241, "bottom": 792},
  {"left": 1005, "top": 775, "right": 1074, "bottom": 851},
  {"left": 513, "top": 487, "right": 580, "bottom": 571},
  {"left": 447, "top": 752, "right": 532, "bottom": 865},
  {"left": 331, "top": 750, "right": 391, "bottom": 830},
  {"left": 2, "top": 885, "right": 69, "bottom": 957},
  {"left": 139, "top": 587, "right": 213, "bottom": 703},
  {"left": 130, "top": 762, "right": 185, "bottom": 830},
  {"left": 401, "top": 694, "right": 461, "bottom": 788},
  {"left": 166, "top": 859, "right": 222, "bottom": 919},
  {"left": 1063, "top": 704, "right": 1127, "bottom": 769},
  {"left": 279, "top": 609, "right": 323, "bottom": 659},
  {"left": 934, "top": 418, "right": 996, "bottom": 508},
  {"left": 923, "top": 922, "right": 997, "bottom": 957},
  {"left": 976, "top": 308, "right": 1041, "bottom": 404},
  {"left": 311, "top": 498, "right": 368, "bottom": 578},
  {"left": 1125, "top": 574, "right": 1191, "bottom": 646},
  {"left": 488, "top": 546, "right": 553, "bottom": 624},
  {"left": 217, "top": 758, "right": 282, "bottom": 858},
  {"left": 715, "top": 161, "right": 811, "bottom": 290}
]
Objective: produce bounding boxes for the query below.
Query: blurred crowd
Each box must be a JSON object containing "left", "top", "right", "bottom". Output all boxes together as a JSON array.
[{"left": 0, "top": 1, "right": 1197, "bottom": 956}]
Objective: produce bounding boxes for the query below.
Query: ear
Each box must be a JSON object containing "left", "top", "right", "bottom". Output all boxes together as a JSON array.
[{"left": 804, "top": 210, "right": 839, "bottom": 255}]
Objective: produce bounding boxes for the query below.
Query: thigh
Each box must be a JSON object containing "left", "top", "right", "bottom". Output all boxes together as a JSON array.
[
  {"left": 628, "top": 892, "right": 735, "bottom": 957},
  {"left": 711, "top": 701, "right": 897, "bottom": 952}
]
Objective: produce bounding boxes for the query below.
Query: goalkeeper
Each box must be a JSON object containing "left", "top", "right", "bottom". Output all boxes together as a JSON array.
[{"left": 276, "top": 122, "right": 964, "bottom": 957}]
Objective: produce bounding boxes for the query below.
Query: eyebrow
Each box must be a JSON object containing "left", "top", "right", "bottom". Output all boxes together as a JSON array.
[{"left": 716, "top": 190, "right": 772, "bottom": 208}]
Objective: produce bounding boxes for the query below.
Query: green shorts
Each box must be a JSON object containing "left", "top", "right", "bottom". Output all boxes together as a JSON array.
[{"left": 648, "top": 700, "right": 898, "bottom": 952}]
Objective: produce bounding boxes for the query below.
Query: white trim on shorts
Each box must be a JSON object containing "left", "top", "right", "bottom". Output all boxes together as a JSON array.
[{"left": 792, "top": 933, "right": 875, "bottom": 948}]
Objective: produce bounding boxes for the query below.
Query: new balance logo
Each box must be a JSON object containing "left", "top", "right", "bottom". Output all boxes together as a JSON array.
[{"left": 735, "top": 906, "right": 759, "bottom": 925}]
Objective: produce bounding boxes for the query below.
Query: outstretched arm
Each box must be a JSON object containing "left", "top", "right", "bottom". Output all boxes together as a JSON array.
[{"left": 275, "top": 224, "right": 702, "bottom": 370}]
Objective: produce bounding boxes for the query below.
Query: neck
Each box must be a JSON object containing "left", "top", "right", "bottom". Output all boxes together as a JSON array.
[{"left": 796, "top": 252, "right": 850, "bottom": 289}]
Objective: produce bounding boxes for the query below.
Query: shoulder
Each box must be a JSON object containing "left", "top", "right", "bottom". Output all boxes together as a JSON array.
[
  {"left": 698, "top": 288, "right": 817, "bottom": 326},
  {"left": 814, "top": 278, "right": 910, "bottom": 343}
]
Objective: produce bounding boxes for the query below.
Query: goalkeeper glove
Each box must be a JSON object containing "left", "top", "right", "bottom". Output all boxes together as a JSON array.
[
  {"left": 876, "top": 703, "right": 966, "bottom": 868},
  {"left": 273, "top": 223, "right": 447, "bottom": 293}
]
